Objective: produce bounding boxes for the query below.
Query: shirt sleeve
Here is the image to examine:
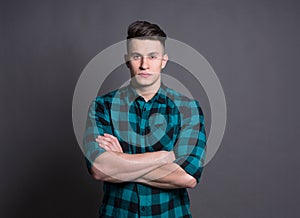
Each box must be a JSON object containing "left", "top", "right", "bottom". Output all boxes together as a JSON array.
[
  {"left": 173, "top": 99, "right": 206, "bottom": 183},
  {"left": 82, "top": 97, "right": 112, "bottom": 171}
]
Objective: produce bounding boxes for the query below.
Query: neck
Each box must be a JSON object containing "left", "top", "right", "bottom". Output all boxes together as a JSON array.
[{"left": 131, "top": 81, "right": 161, "bottom": 102}]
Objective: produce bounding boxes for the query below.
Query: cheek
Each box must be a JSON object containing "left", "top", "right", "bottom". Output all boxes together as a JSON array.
[
  {"left": 154, "top": 63, "right": 164, "bottom": 71},
  {"left": 128, "top": 63, "right": 139, "bottom": 72}
]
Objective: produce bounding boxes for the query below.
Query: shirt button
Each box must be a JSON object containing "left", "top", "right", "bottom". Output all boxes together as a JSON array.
[{"left": 141, "top": 206, "right": 145, "bottom": 211}]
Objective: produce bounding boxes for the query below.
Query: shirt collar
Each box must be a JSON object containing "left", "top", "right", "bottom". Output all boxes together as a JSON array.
[{"left": 127, "top": 82, "right": 168, "bottom": 104}]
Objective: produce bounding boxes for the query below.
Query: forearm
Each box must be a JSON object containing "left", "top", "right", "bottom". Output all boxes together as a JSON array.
[
  {"left": 91, "top": 150, "right": 175, "bottom": 182},
  {"left": 135, "top": 163, "right": 197, "bottom": 189}
]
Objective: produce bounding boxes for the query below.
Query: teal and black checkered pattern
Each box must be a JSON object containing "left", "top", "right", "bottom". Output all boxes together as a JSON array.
[{"left": 83, "top": 83, "right": 206, "bottom": 217}]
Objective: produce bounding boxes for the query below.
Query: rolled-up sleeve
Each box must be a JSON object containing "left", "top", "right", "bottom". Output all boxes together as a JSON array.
[
  {"left": 173, "top": 100, "right": 206, "bottom": 183},
  {"left": 82, "top": 97, "right": 112, "bottom": 170}
]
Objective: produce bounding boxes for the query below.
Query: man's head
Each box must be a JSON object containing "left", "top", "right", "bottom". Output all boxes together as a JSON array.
[
  {"left": 127, "top": 21, "right": 167, "bottom": 49},
  {"left": 125, "top": 21, "right": 168, "bottom": 92}
]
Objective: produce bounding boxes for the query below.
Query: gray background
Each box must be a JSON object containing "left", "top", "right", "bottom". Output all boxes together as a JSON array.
[{"left": 1, "top": 0, "right": 299, "bottom": 217}]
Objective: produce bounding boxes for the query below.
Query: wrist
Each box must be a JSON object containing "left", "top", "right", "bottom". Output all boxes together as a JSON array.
[{"left": 159, "top": 150, "right": 175, "bottom": 164}]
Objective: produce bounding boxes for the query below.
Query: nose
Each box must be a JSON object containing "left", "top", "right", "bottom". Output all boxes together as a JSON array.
[{"left": 139, "top": 56, "right": 150, "bottom": 70}]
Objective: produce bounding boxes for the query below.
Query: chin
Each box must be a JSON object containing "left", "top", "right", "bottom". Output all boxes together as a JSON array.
[
  {"left": 133, "top": 78, "right": 151, "bottom": 85},
  {"left": 136, "top": 82, "right": 153, "bottom": 87}
]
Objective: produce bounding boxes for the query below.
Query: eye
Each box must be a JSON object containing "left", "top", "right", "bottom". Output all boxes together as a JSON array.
[
  {"left": 132, "top": 55, "right": 141, "bottom": 60},
  {"left": 149, "top": 54, "right": 157, "bottom": 59}
]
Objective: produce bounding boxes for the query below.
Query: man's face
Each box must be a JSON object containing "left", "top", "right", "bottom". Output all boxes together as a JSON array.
[{"left": 126, "top": 39, "right": 168, "bottom": 89}]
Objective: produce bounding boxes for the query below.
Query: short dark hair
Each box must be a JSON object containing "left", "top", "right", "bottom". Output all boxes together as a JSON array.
[{"left": 127, "top": 21, "right": 167, "bottom": 47}]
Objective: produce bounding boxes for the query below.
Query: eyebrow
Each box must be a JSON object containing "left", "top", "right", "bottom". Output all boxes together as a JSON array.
[{"left": 130, "top": 51, "right": 160, "bottom": 56}]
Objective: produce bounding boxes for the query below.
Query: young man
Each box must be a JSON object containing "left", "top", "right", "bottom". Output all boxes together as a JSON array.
[{"left": 83, "top": 21, "right": 206, "bottom": 217}]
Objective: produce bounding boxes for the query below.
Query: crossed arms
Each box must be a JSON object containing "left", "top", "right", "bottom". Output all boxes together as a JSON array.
[
  {"left": 83, "top": 97, "right": 206, "bottom": 190},
  {"left": 90, "top": 133, "right": 197, "bottom": 189}
]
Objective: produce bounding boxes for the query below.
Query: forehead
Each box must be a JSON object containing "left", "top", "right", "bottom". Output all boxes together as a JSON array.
[{"left": 127, "top": 39, "right": 164, "bottom": 54}]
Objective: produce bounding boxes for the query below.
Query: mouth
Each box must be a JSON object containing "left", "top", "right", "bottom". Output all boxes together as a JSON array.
[{"left": 138, "top": 72, "right": 151, "bottom": 78}]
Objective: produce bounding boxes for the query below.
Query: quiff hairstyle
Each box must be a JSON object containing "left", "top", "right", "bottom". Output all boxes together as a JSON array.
[{"left": 127, "top": 21, "right": 167, "bottom": 48}]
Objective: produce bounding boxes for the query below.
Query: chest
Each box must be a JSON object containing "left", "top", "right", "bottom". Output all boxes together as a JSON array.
[{"left": 111, "top": 102, "right": 181, "bottom": 153}]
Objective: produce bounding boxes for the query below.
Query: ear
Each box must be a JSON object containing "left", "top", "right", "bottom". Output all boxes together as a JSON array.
[
  {"left": 124, "top": 54, "right": 130, "bottom": 68},
  {"left": 161, "top": 53, "right": 168, "bottom": 69}
]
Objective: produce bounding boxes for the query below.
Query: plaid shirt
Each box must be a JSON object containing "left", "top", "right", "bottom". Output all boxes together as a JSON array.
[{"left": 83, "top": 83, "right": 206, "bottom": 218}]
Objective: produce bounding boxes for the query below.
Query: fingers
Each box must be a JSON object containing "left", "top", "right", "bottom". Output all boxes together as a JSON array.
[
  {"left": 104, "top": 133, "right": 119, "bottom": 144},
  {"left": 96, "top": 134, "right": 123, "bottom": 152},
  {"left": 101, "top": 136, "right": 118, "bottom": 152},
  {"left": 103, "top": 134, "right": 123, "bottom": 152},
  {"left": 96, "top": 136, "right": 113, "bottom": 151}
]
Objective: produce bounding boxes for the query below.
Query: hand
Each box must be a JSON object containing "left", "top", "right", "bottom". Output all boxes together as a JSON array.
[
  {"left": 163, "top": 150, "right": 176, "bottom": 163},
  {"left": 96, "top": 133, "right": 123, "bottom": 153}
]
